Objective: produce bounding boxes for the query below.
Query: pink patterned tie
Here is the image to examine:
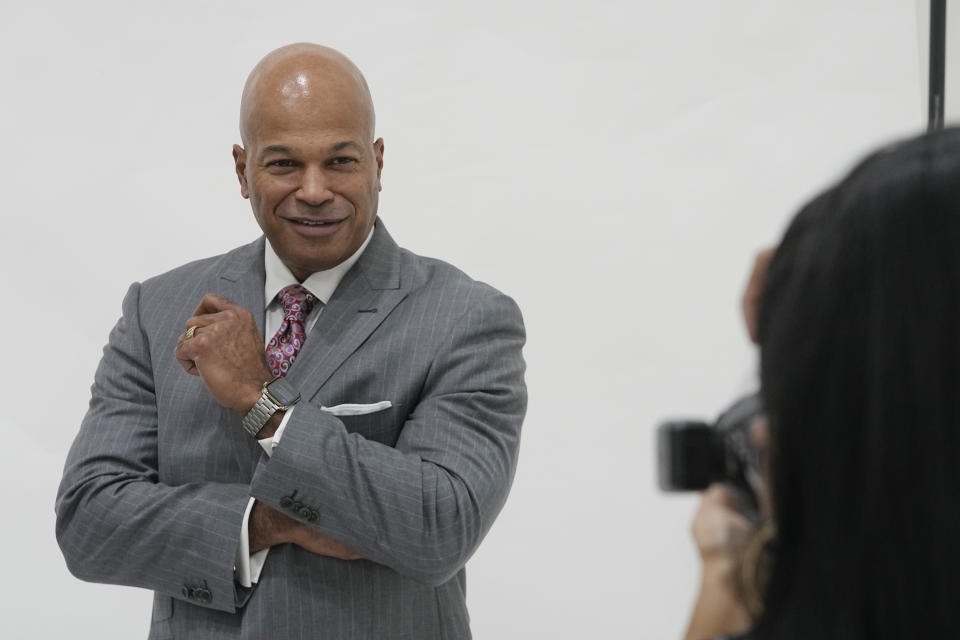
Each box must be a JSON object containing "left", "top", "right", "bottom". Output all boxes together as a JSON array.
[{"left": 266, "top": 284, "right": 319, "bottom": 378}]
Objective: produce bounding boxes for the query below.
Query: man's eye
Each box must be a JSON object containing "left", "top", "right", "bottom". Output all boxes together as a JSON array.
[
  {"left": 330, "top": 157, "right": 357, "bottom": 166},
  {"left": 267, "top": 159, "right": 295, "bottom": 168}
]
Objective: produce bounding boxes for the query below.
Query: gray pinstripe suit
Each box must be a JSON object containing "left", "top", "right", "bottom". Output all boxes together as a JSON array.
[{"left": 55, "top": 220, "right": 526, "bottom": 639}]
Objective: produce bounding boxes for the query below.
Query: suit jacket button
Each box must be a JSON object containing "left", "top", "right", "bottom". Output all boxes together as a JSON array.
[
  {"left": 196, "top": 588, "right": 212, "bottom": 604},
  {"left": 182, "top": 585, "right": 193, "bottom": 599},
  {"left": 307, "top": 509, "right": 319, "bottom": 522},
  {"left": 280, "top": 490, "right": 299, "bottom": 509}
]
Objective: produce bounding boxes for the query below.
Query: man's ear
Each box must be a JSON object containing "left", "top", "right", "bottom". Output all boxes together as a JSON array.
[
  {"left": 373, "top": 138, "right": 385, "bottom": 192},
  {"left": 232, "top": 144, "right": 250, "bottom": 199}
]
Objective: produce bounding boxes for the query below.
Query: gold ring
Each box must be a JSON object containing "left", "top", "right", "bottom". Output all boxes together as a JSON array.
[{"left": 184, "top": 325, "right": 197, "bottom": 340}]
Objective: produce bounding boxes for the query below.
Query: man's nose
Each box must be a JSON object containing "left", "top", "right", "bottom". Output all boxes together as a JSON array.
[{"left": 296, "top": 166, "right": 334, "bottom": 205}]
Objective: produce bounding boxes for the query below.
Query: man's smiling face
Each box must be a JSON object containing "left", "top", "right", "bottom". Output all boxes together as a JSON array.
[{"left": 233, "top": 48, "right": 383, "bottom": 281}]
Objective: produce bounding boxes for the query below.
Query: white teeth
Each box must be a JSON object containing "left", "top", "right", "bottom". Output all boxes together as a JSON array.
[{"left": 298, "top": 220, "right": 328, "bottom": 226}]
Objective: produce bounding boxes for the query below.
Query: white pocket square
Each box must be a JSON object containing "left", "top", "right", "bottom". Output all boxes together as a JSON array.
[{"left": 320, "top": 401, "right": 393, "bottom": 416}]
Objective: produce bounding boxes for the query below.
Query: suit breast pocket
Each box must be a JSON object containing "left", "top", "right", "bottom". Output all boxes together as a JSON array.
[{"left": 332, "top": 402, "right": 404, "bottom": 445}]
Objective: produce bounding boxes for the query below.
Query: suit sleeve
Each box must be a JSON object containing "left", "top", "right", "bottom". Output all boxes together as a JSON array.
[
  {"left": 55, "top": 282, "right": 251, "bottom": 613},
  {"left": 249, "top": 290, "right": 527, "bottom": 586}
]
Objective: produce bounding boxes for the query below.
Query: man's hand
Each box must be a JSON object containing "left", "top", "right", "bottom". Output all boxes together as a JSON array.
[
  {"left": 174, "top": 294, "right": 273, "bottom": 415},
  {"left": 741, "top": 248, "right": 774, "bottom": 344},
  {"left": 249, "top": 500, "right": 363, "bottom": 560}
]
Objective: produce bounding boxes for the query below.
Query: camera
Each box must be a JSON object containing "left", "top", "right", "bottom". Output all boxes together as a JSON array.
[{"left": 657, "top": 393, "right": 764, "bottom": 515}]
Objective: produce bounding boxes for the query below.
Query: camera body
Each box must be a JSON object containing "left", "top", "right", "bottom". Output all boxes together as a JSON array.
[{"left": 657, "top": 393, "right": 763, "bottom": 514}]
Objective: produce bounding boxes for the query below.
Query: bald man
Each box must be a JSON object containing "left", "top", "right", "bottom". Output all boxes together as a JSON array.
[{"left": 56, "top": 44, "right": 526, "bottom": 640}]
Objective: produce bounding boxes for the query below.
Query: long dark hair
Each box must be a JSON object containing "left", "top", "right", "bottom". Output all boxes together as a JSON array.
[{"left": 754, "top": 128, "right": 960, "bottom": 639}]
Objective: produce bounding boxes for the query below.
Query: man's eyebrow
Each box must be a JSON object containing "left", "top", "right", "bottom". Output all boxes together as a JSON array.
[
  {"left": 260, "top": 142, "right": 362, "bottom": 156},
  {"left": 331, "top": 141, "right": 362, "bottom": 152},
  {"left": 261, "top": 145, "right": 293, "bottom": 156}
]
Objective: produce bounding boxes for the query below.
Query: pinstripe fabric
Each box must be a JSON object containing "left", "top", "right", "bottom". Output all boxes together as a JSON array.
[{"left": 55, "top": 220, "right": 526, "bottom": 639}]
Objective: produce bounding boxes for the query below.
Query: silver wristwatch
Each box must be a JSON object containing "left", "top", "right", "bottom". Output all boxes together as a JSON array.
[{"left": 241, "top": 377, "right": 301, "bottom": 437}]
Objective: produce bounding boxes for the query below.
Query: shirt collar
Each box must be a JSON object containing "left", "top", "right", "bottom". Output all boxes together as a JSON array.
[{"left": 263, "top": 227, "right": 375, "bottom": 308}]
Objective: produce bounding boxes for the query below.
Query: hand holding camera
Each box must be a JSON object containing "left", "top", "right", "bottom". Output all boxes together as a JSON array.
[{"left": 658, "top": 250, "right": 775, "bottom": 640}]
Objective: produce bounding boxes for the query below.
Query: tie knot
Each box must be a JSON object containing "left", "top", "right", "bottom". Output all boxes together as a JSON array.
[{"left": 276, "top": 284, "right": 318, "bottom": 320}]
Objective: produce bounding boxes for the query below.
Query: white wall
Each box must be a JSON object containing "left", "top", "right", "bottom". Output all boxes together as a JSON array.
[{"left": 0, "top": 1, "right": 921, "bottom": 637}]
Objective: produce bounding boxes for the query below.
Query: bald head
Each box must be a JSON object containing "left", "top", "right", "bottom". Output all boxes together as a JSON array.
[
  {"left": 239, "top": 43, "right": 375, "bottom": 147},
  {"left": 232, "top": 43, "right": 385, "bottom": 279}
]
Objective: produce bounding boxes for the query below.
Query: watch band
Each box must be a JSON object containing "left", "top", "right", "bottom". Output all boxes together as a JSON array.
[{"left": 241, "top": 378, "right": 298, "bottom": 437}]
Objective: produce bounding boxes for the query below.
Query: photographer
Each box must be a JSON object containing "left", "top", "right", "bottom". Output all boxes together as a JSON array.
[{"left": 684, "top": 128, "right": 960, "bottom": 640}]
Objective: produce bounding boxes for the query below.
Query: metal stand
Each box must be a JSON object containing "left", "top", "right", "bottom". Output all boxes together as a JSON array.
[{"left": 929, "top": 0, "right": 946, "bottom": 131}]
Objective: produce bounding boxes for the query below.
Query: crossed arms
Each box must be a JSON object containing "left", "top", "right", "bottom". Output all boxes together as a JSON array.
[{"left": 55, "top": 276, "right": 526, "bottom": 613}]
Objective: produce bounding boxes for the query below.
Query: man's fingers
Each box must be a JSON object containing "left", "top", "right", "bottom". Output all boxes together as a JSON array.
[
  {"left": 175, "top": 353, "right": 200, "bottom": 376},
  {"left": 183, "top": 310, "right": 234, "bottom": 333},
  {"left": 175, "top": 321, "right": 217, "bottom": 360},
  {"left": 314, "top": 539, "right": 362, "bottom": 560},
  {"left": 176, "top": 310, "right": 241, "bottom": 352},
  {"left": 173, "top": 295, "right": 270, "bottom": 412},
  {"left": 293, "top": 526, "right": 364, "bottom": 561},
  {"left": 191, "top": 293, "right": 240, "bottom": 317},
  {"left": 174, "top": 333, "right": 201, "bottom": 362},
  {"left": 177, "top": 325, "right": 200, "bottom": 348}
]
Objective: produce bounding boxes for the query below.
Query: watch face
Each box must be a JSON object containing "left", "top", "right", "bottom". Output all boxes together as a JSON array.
[{"left": 265, "top": 378, "right": 301, "bottom": 406}]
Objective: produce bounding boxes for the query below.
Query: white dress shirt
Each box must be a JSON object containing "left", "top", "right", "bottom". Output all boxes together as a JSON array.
[{"left": 234, "top": 228, "right": 374, "bottom": 587}]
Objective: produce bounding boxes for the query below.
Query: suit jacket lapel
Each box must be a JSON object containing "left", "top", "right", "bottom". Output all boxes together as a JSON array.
[
  {"left": 286, "top": 220, "right": 408, "bottom": 403},
  {"left": 216, "top": 237, "right": 269, "bottom": 472},
  {"left": 219, "top": 236, "right": 268, "bottom": 338}
]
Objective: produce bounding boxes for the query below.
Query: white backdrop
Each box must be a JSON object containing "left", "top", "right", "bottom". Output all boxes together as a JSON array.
[{"left": 0, "top": 1, "right": 922, "bottom": 638}]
